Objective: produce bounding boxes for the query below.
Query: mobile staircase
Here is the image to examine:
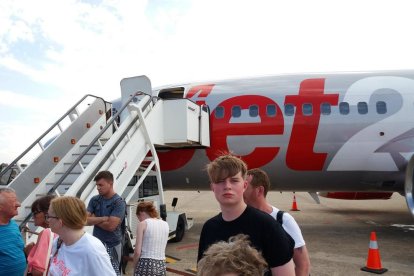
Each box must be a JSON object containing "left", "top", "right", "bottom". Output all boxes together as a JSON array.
[{"left": 0, "top": 75, "right": 210, "bottom": 243}]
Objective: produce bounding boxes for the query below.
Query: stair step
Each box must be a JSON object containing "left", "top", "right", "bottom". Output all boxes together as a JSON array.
[
  {"left": 55, "top": 172, "right": 81, "bottom": 175},
  {"left": 63, "top": 162, "right": 90, "bottom": 168},
  {"left": 79, "top": 144, "right": 100, "bottom": 148},
  {"left": 46, "top": 182, "right": 72, "bottom": 186}
]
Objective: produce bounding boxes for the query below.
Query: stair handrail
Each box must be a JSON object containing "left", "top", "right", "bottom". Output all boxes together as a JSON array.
[
  {"left": 18, "top": 92, "right": 150, "bottom": 230},
  {"left": 51, "top": 91, "right": 153, "bottom": 197},
  {"left": 1, "top": 94, "right": 110, "bottom": 182}
]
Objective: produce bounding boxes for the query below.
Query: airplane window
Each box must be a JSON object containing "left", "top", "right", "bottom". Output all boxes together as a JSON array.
[
  {"left": 266, "top": 105, "right": 276, "bottom": 117},
  {"left": 284, "top": 104, "right": 294, "bottom": 116},
  {"left": 249, "top": 105, "right": 259, "bottom": 117},
  {"left": 357, "top": 102, "right": 368, "bottom": 114},
  {"left": 376, "top": 101, "right": 387, "bottom": 114},
  {"left": 215, "top": 106, "right": 224, "bottom": 119},
  {"left": 339, "top": 102, "right": 349, "bottom": 115},
  {"left": 321, "top": 103, "right": 331, "bottom": 115},
  {"left": 232, "top": 106, "right": 241, "bottom": 118},
  {"left": 303, "top": 103, "right": 312, "bottom": 116}
]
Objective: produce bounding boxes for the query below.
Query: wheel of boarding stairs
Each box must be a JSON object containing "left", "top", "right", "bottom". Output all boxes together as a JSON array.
[{"left": 170, "top": 215, "right": 185, "bottom": 243}]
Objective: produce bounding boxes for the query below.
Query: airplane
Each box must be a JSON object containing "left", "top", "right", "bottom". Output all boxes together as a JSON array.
[
  {"left": 107, "top": 70, "right": 414, "bottom": 217},
  {"left": 1, "top": 70, "right": 413, "bottom": 220}
]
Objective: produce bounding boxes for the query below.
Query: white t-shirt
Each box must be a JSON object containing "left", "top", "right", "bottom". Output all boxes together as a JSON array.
[
  {"left": 141, "top": 218, "right": 169, "bottom": 260},
  {"left": 270, "top": 206, "right": 306, "bottom": 249},
  {"left": 48, "top": 232, "right": 116, "bottom": 276}
]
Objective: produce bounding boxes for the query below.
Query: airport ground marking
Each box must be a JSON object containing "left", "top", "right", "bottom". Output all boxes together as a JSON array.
[
  {"left": 165, "top": 254, "right": 181, "bottom": 264},
  {"left": 166, "top": 267, "right": 196, "bottom": 276},
  {"left": 175, "top": 243, "right": 199, "bottom": 250}
]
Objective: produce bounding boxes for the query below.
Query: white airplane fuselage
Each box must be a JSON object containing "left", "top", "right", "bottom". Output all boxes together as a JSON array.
[{"left": 113, "top": 70, "right": 414, "bottom": 215}]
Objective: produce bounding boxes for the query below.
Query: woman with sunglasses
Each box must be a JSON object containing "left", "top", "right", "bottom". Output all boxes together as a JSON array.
[
  {"left": 47, "top": 196, "right": 115, "bottom": 276},
  {"left": 26, "top": 195, "right": 57, "bottom": 276}
]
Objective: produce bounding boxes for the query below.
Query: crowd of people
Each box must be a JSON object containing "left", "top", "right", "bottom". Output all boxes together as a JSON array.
[{"left": 0, "top": 154, "right": 310, "bottom": 276}]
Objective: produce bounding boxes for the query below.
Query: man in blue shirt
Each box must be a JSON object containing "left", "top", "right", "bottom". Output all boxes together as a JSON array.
[
  {"left": 87, "top": 171, "right": 126, "bottom": 276},
  {"left": 0, "top": 187, "right": 26, "bottom": 276}
]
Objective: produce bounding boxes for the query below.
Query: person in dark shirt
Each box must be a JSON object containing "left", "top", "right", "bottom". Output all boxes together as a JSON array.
[
  {"left": 197, "top": 154, "right": 295, "bottom": 276},
  {"left": 86, "top": 171, "right": 126, "bottom": 275}
]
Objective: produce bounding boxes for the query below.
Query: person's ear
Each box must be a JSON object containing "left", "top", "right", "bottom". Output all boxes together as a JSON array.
[
  {"left": 258, "top": 186, "right": 265, "bottom": 196},
  {"left": 210, "top": 183, "right": 215, "bottom": 192}
]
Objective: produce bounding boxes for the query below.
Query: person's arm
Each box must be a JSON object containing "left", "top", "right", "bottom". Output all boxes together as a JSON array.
[
  {"left": 271, "top": 259, "right": 295, "bottom": 276},
  {"left": 293, "top": 246, "right": 311, "bottom": 276},
  {"left": 282, "top": 213, "right": 310, "bottom": 276},
  {"left": 97, "top": 216, "right": 121, "bottom": 232},
  {"left": 86, "top": 212, "right": 109, "bottom": 226},
  {"left": 97, "top": 199, "right": 125, "bottom": 231},
  {"left": 31, "top": 268, "right": 43, "bottom": 276},
  {"left": 132, "top": 220, "right": 147, "bottom": 269}
]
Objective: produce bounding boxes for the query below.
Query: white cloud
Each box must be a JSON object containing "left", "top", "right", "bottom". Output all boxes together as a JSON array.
[
  {"left": 1, "top": 0, "right": 414, "bottom": 162},
  {"left": 0, "top": 89, "right": 66, "bottom": 112}
]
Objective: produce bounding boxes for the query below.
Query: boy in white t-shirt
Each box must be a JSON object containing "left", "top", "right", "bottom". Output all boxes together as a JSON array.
[{"left": 244, "top": 168, "right": 311, "bottom": 276}]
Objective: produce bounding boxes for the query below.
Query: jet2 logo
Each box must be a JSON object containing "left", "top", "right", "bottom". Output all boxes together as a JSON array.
[{"left": 158, "top": 77, "right": 414, "bottom": 172}]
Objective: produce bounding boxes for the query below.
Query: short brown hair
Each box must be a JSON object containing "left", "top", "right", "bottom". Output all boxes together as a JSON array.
[
  {"left": 51, "top": 196, "right": 87, "bottom": 229},
  {"left": 197, "top": 234, "right": 268, "bottom": 276},
  {"left": 136, "top": 201, "right": 159, "bottom": 218},
  {"left": 206, "top": 154, "right": 247, "bottom": 183},
  {"left": 247, "top": 168, "right": 271, "bottom": 196},
  {"left": 31, "top": 195, "right": 55, "bottom": 213},
  {"left": 94, "top": 170, "right": 113, "bottom": 183}
]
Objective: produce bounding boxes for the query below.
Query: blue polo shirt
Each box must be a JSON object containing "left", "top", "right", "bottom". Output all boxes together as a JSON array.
[{"left": 0, "top": 220, "right": 26, "bottom": 275}]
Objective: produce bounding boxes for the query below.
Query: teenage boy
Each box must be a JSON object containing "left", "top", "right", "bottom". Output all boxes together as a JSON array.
[{"left": 197, "top": 155, "right": 295, "bottom": 276}]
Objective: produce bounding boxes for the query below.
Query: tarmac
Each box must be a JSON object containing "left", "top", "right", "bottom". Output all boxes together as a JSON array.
[{"left": 125, "top": 191, "right": 414, "bottom": 276}]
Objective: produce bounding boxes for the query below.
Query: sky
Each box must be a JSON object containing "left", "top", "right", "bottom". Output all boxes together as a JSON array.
[{"left": 1, "top": 0, "right": 414, "bottom": 163}]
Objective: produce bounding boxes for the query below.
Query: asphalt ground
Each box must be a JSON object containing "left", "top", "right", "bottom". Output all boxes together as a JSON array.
[{"left": 125, "top": 191, "right": 414, "bottom": 276}]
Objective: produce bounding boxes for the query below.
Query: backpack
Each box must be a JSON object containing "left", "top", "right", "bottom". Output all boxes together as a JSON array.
[{"left": 276, "top": 210, "right": 284, "bottom": 225}]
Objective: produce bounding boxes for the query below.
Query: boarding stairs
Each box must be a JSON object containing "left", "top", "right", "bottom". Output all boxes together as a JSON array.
[{"left": 1, "top": 76, "right": 210, "bottom": 238}]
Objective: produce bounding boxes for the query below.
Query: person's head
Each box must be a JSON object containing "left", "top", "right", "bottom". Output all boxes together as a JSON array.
[
  {"left": 136, "top": 201, "right": 159, "bottom": 221},
  {"left": 31, "top": 195, "right": 55, "bottom": 228},
  {"left": 94, "top": 171, "right": 114, "bottom": 197},
  {"left": 48, "top": 196, "right": 87, "bottom": 234},
  {"left": 197, "top": 234, "right": 268, "bottom": 276},
  {"left": 0, "top": 187, "right": 20, "bottom": 222},
  {"left": 206, "top": 155, "right": 248, "bottom": 207},
  {"left": 244, "top": 168, "right": 270, "bottom": 207}
]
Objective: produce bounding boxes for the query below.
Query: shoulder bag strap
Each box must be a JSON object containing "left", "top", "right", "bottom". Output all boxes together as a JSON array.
[
  {"left": 43, "top": 229, "right": 54, "bottom": 276},
  {"left": 276, "top": 210, "right": 284, "bottom": 225}
]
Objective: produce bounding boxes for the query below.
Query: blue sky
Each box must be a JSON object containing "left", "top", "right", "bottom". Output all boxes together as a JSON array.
[{"left": 1, "top": 0, "right": 414, "bottom": 163}]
